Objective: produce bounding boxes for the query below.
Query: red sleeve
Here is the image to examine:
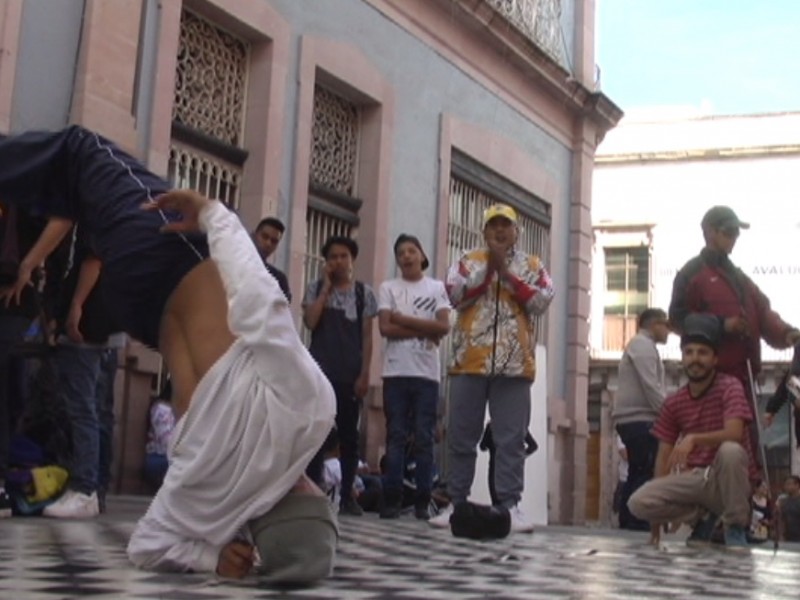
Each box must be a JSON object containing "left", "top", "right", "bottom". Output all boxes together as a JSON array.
[
  {"left": 749, "top": 278, "right": 794, "bottom": 349},
  {"left": 722, "top": 378, "right": 753, "bottom": 424}
]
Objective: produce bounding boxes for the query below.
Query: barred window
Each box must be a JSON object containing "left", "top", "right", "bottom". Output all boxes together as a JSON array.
[
  {"left": 169, "top": 9, "right": 249, "bottom": 209},
  {"left": 448, "top": 150, "right": 551, "bottom": 343},
  {"left": 304, "top": 85, "right": 363, "bottom": 295},
  {"left": 309, "top": 86, "right": 360, "bottom": 196},
  {"left": 486, "top": 0, "right": 566, "bottom": 67},
  {"left": 167, "top": 143, "right": 242, "bottom": 210},
  {"left": 173, "top": 10, "right": 249, "bottom": 146}
]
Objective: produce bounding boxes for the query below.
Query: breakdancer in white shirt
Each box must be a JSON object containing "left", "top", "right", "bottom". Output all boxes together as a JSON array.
[{"left": 0, "top": 127, "right": 337, "bottom": 584}]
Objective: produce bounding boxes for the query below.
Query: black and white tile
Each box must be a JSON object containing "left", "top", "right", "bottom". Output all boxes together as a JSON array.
[{"left": 0, "top": 496, "right": 798, "bottom": 599}]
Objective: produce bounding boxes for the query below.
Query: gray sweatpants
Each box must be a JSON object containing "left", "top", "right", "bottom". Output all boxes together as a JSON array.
[
  {"left": 446, "top": 374, "right": 531, "bottom": 508},
  {"left": 627, "top": 441, "right": 751, "bottom": 527}
]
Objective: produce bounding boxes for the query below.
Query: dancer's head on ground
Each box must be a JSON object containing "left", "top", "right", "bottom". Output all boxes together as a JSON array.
[{"left": 248, "top": 478, "right": 338, "bottom": 586}]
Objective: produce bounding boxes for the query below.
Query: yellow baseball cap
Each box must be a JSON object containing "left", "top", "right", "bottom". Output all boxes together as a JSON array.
[{"left": 483, "top": 203, "right": 518, "bottom": 226}]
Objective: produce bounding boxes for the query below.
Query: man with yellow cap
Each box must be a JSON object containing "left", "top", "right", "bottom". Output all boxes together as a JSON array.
[{"left": 431, "top": 203, "right": 554, "bottom": 534}]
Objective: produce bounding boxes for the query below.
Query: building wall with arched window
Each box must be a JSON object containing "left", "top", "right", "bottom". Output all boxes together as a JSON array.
[{"left": 0, "top": 0, "right": 621, "bottom": 523}]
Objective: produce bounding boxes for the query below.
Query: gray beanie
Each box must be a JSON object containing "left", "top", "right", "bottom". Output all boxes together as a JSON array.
[{"left": 248, "top": 494, "right": 338, "bottom": 586}]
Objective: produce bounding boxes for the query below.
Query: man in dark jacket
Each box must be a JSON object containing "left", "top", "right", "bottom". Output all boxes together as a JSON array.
[
  {"left": 669, "top": 205, "right": 800, "bottom": 390},
  {"left": 0, "top": 203, "right": 45, "bottom": 517}
]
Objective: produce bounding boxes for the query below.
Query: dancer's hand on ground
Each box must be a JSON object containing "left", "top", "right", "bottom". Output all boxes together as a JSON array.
[
  {"left": 0, "top": 260, "right": 34, "bottom": 307},
  {"left": 144, "top": 189, "right": 212, "bottom": 234},
  {"left": 216, "top": 541, "right": 255, "bottom": 579}
]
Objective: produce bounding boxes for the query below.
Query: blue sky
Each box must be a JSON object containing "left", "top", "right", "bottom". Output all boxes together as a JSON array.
[{"left": 596, "top": 0, "right": 800, "bottom": 116}]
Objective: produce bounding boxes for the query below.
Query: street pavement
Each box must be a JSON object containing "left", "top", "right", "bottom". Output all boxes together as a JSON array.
[{"left": 0, "top": 495, "right": 798, "bottom": 599}]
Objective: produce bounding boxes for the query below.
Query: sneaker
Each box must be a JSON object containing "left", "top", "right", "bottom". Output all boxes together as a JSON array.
[
  {"left": 723, "top": 524, "right": 750, "bottom": 552},
  {"left": 428, "top": 504, "right": 453, "bottom": 528},
  {"left": 43, "top": 490, "right": 99, "bottom": 519},
  {"left": 509, "top": 504, "right": 534, "bottom": 533},
  {"left": 0, "top": 488, "right": 11, "bottom": 518},
  {"left": 339, "top": 496, "right": 364, "bottom": 517},
  {"left": 686, "top": 512, "right": 719, "bottom": 548}
]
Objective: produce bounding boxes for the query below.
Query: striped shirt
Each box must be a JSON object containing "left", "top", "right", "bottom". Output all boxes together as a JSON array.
[{"left": 653, "top": 373, "right": 759, "bottom": 480}]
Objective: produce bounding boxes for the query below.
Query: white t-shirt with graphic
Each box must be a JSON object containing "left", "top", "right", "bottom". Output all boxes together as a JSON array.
[{"left": 379, "top": 276, "right": 451, "bottom": 382}]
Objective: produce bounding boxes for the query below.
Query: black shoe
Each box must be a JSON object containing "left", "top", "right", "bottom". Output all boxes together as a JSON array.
[
  {"left": 414, "top": 493, "right": 432, "bottom": 520},
  {"left": 0, "top": 488, "right": 12, "bottom": 518},
  {"left": 380, "top": 489, "right": 403, "bottom": 519},
  {"left": 380, "top": 502, "right": 402, "bottom": 519},
  {"left": 339, "top": 497, "right": 364, "bottom": 517},
  {"left": 687, "top": 513, "right": 719, "bottom": 548}
]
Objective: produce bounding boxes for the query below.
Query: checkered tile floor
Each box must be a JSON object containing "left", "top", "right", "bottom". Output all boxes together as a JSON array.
[{"left": 0, "top": 496, "right": 798, "bottom": 599}]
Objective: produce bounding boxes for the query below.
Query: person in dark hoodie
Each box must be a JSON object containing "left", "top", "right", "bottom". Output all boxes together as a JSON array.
[{"left": 669, "top": 205, "right": 800, "bottom": 393}]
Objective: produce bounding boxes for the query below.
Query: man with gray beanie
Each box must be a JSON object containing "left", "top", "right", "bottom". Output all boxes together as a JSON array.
[{"left": 628, "top": 314, "right": 759, "bottom": 551}]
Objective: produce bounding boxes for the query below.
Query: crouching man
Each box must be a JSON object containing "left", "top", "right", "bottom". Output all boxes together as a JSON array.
[{"left": 628, "top": 314, "right": 758, "bottom": 551}]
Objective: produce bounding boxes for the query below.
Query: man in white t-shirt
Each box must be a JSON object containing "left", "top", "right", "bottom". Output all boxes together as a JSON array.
[{"left": 377, "top": 234, "right": 451, "bottom": 519}]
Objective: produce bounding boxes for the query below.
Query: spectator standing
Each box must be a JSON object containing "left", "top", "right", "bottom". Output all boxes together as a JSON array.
[
  {"left": 252, "top": 217, "right": 291, "bottom": 302},
  {"left": 377, "top": 234, "right": 450, "bottom": 520},
  {"left": 612, "top": 308, "right": 669, "bottom": 531},
  {"left": 303, "top": 236, "right": 377, "bottom": 516},
  {"left": 778, "top": 475, "right": 800, "bottom": 542},
  {"left": 431, "top": 203, "right": 554, "bottom": 533},
  {"left": 669, "top": 206, "right": 800, "bottom": 390},
  {"left": 0, "top": 202, "right": 44, "bottom": 518},
  {"left": 42, "top": 229, "right": 120, "bottom": 518}
]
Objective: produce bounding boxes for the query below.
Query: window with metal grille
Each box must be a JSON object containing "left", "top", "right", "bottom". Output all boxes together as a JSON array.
[
  {"left": 303, "top": 86, "right": 362, "bottom": 288},
  {"left": 169, "top": 9, "right": 249, "bottom": 209},
  {"left": 448, "top": 150, "right": 551, "bottom": 344},
  {"left": 602, "top": 246, "right": 649, "bottom": 351}
]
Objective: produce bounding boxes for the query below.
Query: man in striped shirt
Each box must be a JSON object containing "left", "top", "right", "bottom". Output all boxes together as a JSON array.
[{"left": 628, "top": 313, "right": 756, "bottom": 550}]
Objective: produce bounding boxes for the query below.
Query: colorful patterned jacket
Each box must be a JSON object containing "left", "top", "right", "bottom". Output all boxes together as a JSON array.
[{"left": 446, "top": 247, "right": 554, "bottom": 381}]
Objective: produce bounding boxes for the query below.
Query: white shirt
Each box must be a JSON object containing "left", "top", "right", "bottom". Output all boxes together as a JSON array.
[
  {"left": 378, "top": 276, "right": 450, "bottom": 382},
  {"left": 126, "top": 201, "right": 336, "bottom": 574}
]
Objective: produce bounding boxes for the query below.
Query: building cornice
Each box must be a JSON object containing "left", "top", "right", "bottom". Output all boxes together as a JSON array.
[
  {"left": 597, "top": 144, "right": 800, "bottom": 165},
  {"left": 363, "top": 0, "right": 622, "bottom": 144}
]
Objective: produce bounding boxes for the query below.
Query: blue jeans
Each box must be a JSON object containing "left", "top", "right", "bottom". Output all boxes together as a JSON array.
[
  {"left": 56, "top": 343, "right": 105, "bottom": 495},
  {"left": 382, "top": 377, "right": 439, "bottom": 501},
  {"left": 96, "top": 349, "right": 118, "bottom": 492}
]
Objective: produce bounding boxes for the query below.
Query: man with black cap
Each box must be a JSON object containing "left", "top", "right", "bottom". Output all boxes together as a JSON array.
[
  {"left": 377, "top": 234, "right": 451, "bottom": 519},
  {"left": 628, "top": 314, "right": 759, "bottom": 550},
  {"left": 669, "top": 205, "right": 800, "bottom": 390}
]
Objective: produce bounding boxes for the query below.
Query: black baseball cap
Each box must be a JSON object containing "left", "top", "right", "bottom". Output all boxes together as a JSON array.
[
  {"left": 393, "top": 234, "right": 429, "bottom": 270},
  {"left": 701, "top": 206, "right": 750, "bottom": 231},
  {"left": 680, "top": 313, "right": 720, "bottom": 351}
]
